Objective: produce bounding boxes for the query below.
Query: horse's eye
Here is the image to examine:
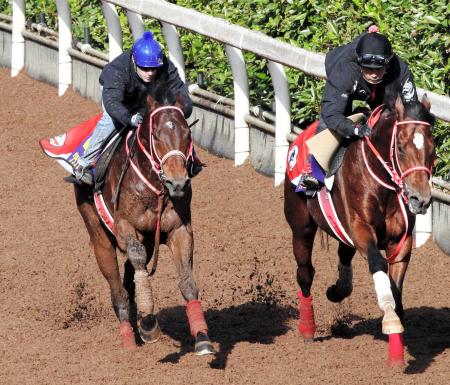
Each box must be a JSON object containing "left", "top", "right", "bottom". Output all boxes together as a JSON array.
[{"left": 397, "top": 145, "right": 406, "bottom": 157}]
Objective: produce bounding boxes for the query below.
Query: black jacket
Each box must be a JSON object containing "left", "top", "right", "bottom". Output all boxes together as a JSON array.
[
  {"left": 99, "top": 51, "right": 192, "bottom": 129},
  {"left": 320, "top": 34, "right": 417, "bottom": 137}
]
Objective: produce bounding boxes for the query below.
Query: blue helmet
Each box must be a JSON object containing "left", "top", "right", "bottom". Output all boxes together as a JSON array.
[{"left": 132, "top": 31, "right": 163, "bottom": 68}]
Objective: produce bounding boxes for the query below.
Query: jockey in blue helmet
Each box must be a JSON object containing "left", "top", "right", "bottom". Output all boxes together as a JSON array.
[
  {"left": 67, "top": 31, "right": 196, "bottom": 186},
  {"left": 132, "top": 31, "right": 164, "bottom": 68}
]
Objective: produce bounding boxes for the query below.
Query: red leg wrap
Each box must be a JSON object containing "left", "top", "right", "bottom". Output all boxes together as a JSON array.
[
  {"left": 387, "top": 333, "right": 405, "bottom": 367},
  {"left": 119, "top": 321, "right": 137, "bottom": 350},
  {"left": 186, "top": 300, "right": 208, "bottom": 338},
  {"left": 298, "top": 290, "right": 315, "bottom": 340}
]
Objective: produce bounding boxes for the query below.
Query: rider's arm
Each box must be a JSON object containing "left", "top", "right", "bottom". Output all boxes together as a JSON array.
[
  {"left": 165, "top": 58, "right": 193, "bottom": 118},
  {"left": 397, "top": 57, "right": 418, "bottom": 103},
  {"left": 320, "top": 64, "right": 357, "bottom": 138},
  {"left": 101, "top": 66, "right": 133, "bottom": 128}
]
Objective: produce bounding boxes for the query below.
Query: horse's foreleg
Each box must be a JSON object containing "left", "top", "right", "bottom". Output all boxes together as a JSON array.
[
  {"left": 167, "top": 225, "right": 214, "bottom": 355},
  {"left": 383, "top": 239, "right": 412, "bottom": 367},
  {"left": 326, "top": 242, "right": 356, "bottom": 302},
  {"left": 357, "top": 232, "right": 405, "bottom": 367},
  {"left": 117, "top": 220, "right": 160, "bottom": 344},
  {"left": 362, "top": 242, "right": 403, "bottom": 333},
  {"left": 387, "top": 237, "right": 412, "bottom": 322}
]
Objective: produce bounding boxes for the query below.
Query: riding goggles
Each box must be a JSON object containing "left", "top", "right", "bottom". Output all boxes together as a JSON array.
[
  {"left": 137, "top": 65, "right": 159, "bottom": 72},
  {"left": 358, "top": 54, "right": 391, "bottom": 68}
]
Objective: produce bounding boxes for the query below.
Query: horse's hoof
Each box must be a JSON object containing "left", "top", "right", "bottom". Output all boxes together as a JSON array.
[
  {"left": 195, "top": 332, "right": 215, "bottom": 356},
  {"left": 299, "top": 322, "right": 316, "bottom": 341},
  {"left": 387, "top": 333, "right": 405, "bottom": 367},
  {"left": 139, "top": 315, "right": 161, "bottom": 344},
  {"left": 119, "top": 321, "right": 137, "bottom": 350},
  {"left": 387, "top": 356, "right": 405, "bottom": 367},
  {"left": 326, "top": 285, "right": 351, "bottom": 303},
  {"left": 382, "top": 305, "right": 404, "bottom": 334}
]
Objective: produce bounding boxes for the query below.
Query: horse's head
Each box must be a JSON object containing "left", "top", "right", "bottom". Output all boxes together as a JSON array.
[
  {"left": 143, "top": 89, "right": 192, "bottom": 199},
  {"left": 389, "top": 94, "right": 435, "bottom": 214}
]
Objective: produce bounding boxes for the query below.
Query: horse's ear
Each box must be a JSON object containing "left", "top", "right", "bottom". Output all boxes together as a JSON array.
[
  {"left": 147, "top": 94, "right": 158, "bottom": 112},
  {"left": 174, "top": 93, "right": 185, "bottom": 111},
  {"left": 394, "top": 95, "right": 405, "bottom": 121},
  {"left": 421, "top": 93, "right": 431, "bottom": 112}
]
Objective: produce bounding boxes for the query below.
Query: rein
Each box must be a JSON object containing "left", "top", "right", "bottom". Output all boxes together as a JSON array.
[
  {"left": 125, "top": 105, "right": 193, "bottom": 275},
  {"left": 361, "top": 108, "right": 431, "bottom": 262}
]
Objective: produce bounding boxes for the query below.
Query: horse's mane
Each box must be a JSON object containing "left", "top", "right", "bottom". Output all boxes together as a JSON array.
[
  {"left": 382, "top": 82, "right": 435, "bottom": 126},
  {"left": 150, "top": 80, "right": 178, "bottom": 106}
]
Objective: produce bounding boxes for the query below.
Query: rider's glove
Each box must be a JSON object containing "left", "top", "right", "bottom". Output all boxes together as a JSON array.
[
  {"left": 354, "top": 123, "right": 371, "bottom": 138},
  {"left": 130, "top": 112, "right": 143, "bottom": 127}
]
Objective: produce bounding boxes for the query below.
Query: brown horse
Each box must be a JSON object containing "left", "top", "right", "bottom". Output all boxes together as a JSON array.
[
  {"left": 284, "top": 91, "right": 435, "bottom": 366},
  {"left": 74, "top": 85, "right": 214, "bottom": 355}
]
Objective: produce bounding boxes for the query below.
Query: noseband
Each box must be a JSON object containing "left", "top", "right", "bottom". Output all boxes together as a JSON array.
[
  {"left": 362, "top": 108, "right": 432, "bottom": 203},
  {"left": 125, "top": 105, "right": 193, "bottom": 195},
  {"left": 361, "top": 107, "right": 432, "bottom": 262}
]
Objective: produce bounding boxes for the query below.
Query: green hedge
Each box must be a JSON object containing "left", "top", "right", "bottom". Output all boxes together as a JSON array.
[{"left": 0, "top": 0, "right": 448, "bottom": 176}]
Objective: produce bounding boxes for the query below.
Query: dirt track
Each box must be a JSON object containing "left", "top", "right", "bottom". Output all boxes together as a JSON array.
[{"left": 1, "top": 67, "right": 449, "bottom": 385}]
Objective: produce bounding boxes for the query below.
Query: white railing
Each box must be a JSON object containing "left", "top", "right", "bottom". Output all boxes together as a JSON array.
[{"left": 3, "top": 0, "right": 450, "bottom": 247}]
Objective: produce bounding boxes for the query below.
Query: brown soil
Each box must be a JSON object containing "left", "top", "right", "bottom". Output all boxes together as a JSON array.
[{"left": 1, "top": 67, "right": 449, "bottom": 385}]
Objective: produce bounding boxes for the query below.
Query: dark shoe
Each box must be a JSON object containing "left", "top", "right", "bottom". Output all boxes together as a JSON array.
[
  {"left": 299, "top": 174, "right": 320, "bottom": 190},
  {"left": 64, "top": 164, "right": 93, "bottom": 185}
]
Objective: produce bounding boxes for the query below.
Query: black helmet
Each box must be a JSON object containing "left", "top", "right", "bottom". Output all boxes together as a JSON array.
[{"left": 356, "top": 31, "right": 393, "bottom": 69}]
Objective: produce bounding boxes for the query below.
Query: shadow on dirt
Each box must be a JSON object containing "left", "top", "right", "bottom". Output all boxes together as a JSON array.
[
  {"left": 323, "top": 306, "right": 450, "bottom": 373},
  {"left": 157, "top": 302, "right": 296, "bottom": 369}
]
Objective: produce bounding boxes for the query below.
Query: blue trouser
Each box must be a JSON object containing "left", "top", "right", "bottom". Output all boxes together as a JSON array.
[{"left": 77, "top": 99, "right": 115, "bottom": 168}]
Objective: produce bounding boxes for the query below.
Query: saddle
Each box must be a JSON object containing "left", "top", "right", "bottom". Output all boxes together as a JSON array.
[
  {"left": 40, "top": 114, "right": 130, "bottom": 234},
  {"left": 287, "top": 108, "right": 385, "bottom": 246},
  {"left": 39, "top": 113, "right": 125, "bottom": 191},
  {"left": 305, "top": 112, "right": 366, "bottom": 173}
]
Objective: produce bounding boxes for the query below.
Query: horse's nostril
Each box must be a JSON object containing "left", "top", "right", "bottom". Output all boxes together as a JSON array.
[
  {"left": 408, "top": 194, "right": 431, "bottom": 215},
  {"left": 165, "top": 178, "right": 189, "bottom": 196}
]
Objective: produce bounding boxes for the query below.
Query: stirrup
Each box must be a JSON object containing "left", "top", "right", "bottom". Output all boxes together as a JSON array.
[
  {"left": 63, "top": 172, "right": 93, "bottom": 186},
  {"left": 64, "top": 164, "right": 94, "bottom": 186},
  {"left": 300, "top": 174, "right": 320, "bottom": 190}
]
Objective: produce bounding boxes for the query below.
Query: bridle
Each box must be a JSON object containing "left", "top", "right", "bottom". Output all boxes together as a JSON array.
[
  {"left": 125, "top": 105, "right": 193, "bottom": 196},
  {"left": 361, "top": 106, "right": 432, "bottom": 262},
  {"left": 362, "top": 106, "right": 432, "bottom": 204},
  {"left": 124, "top": 105, "right": 193, "bottom": 275}
]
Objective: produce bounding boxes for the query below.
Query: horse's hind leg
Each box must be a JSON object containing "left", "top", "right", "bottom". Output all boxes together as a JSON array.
[
  {"left": 284, "top": 179, "right": 317, "bottom": 341},
  {"left": 167, "top": 225, "right": 214, "bottom": 355},
  {"left": 326, "top": 242, "right": 356, "bottom": 302},
  {"left": 75, "top": 187, "right": 135, "bottom": 349}
]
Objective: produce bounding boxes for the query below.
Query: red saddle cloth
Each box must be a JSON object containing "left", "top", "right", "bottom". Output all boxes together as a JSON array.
[
  {"left": 286, "top": 121, "right": 319, "bottom": 188},
  {"left": 39, "top": 113, "right": 102, "bottom": 174},
  {"left": 39, "top": 113, "right": 117, "bottom": 234}
]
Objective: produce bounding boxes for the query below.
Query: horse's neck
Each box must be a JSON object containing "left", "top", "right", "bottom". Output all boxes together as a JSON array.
[
  {"left": 371, "top": 112, "right": 396, "bottom": 156},
  {"left": 338, "top": 116, "right": 395, "bottom": 201}
]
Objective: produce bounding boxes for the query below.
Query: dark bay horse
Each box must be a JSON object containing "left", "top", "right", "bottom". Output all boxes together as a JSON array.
[
  {"left": 284, "top": 92, "right": 435, "bottom": 366},
  {"left": 74, "top": 86, "right": 214, "bottom": 355}
]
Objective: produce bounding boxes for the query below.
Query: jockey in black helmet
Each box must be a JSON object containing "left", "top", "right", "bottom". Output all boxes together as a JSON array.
[
  {"left": 69, "top": 31, "right": 197, "bottom": 186},
  {"left": 299, "top": 25, "right": 418, "bottom": 191}
]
